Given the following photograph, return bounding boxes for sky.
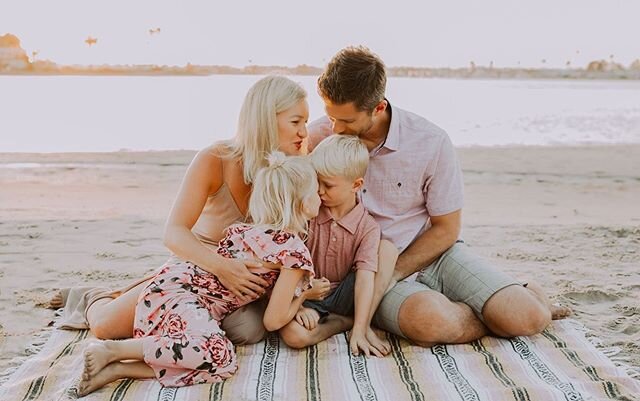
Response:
[2,0,640,69]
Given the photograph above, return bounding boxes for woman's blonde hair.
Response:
[249,152,317,236]
[226,75,307,184]
[310,135,369,181]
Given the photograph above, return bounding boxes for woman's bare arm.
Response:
[163,147,268,300]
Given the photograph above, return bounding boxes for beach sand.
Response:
[1,145,638,380]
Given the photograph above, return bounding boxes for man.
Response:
[303,46,569,347]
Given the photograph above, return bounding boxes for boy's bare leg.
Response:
[78,361,154,396]
[279,314,352,349]
[365,240,398,354]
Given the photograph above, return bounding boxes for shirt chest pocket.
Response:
[373,176,422,214]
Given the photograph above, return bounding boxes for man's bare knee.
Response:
[221,300,267,345]
[483,285,552,337]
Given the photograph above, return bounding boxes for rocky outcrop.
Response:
[0,33,31,71]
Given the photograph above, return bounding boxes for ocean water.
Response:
[1,75,639,152]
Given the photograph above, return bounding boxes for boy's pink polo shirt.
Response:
[306,203,380,290]
[309,102,464,253]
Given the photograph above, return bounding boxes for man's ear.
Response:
[352,177,364,192]
[373,100,387,117]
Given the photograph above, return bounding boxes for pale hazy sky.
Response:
[3,0,640,68]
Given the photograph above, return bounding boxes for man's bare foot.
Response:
[365,327,390,356]
[550,304,572,320]
[84,341,116,379]
[48,288,70,309]
[77,362,122,396]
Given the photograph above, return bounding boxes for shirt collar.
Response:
[380,100,400,152]
[315,202,365,235]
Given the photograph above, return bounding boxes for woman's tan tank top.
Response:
[191,183,245,246]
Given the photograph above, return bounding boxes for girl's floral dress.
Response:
[133,224,314,387]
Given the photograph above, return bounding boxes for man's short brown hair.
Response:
[317,46,386,112]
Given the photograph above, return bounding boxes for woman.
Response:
[51,75,310,344]
[77,153,326,396]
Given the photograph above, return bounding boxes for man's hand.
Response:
[215,258,269,302]
[303,277,331,301]
[295,307,321,330]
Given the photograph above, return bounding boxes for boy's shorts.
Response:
[303,271,356,318]
[373,241,521,338]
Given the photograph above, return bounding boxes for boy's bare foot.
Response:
[550,304,572,320]
[77,362,122,396]
[295,307,322,330]
[84,341,116,379]
[48,288,70,309]
[365,327,390,356]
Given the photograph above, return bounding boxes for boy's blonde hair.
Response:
[249,152,317,236]
[310,135,369,181]
[227,75,307,184]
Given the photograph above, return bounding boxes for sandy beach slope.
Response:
[0,145,638,379]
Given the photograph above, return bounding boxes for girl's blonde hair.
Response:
[226,75,307,184]
[249,152,317,236]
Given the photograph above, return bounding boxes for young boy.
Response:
[279,135,398,357]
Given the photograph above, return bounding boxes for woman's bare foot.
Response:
[48,288,70,309]
[83,341,116,379]
[365,327,390,356]
[77,362,122,396]
[550,304,572,320]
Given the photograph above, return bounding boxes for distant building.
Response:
[0,34,31,71]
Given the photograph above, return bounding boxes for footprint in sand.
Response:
[563,290,620,304]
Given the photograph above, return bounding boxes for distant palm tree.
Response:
[85,36,98,46]
[31,51,38,62]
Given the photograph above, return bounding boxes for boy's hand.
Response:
[303,277,331,301]
[349,327,385,358]
[295,307,321,330]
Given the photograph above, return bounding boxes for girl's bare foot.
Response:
[77,362,121,396]
[365,327,390,356]
[83,341,116,379]
[48,288,70,309]
[551,304,572,320]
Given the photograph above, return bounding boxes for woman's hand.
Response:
[302,278,331,301]
[216,258,269,302]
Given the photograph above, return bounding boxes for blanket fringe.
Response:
[565,318,640,380]
[0,319,56,386]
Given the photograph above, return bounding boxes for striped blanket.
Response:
[1,319,638,401]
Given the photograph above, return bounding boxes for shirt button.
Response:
[363,189,367,193]
[332,237,337,242]
[331,222,337,227]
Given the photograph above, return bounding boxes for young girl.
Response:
[76,152,327,396]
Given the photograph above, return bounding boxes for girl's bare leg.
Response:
[78,361,154,397]
[86,279,150,339]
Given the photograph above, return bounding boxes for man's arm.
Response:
[393,209,461,282]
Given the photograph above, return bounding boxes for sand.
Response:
[0,145,639,379]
